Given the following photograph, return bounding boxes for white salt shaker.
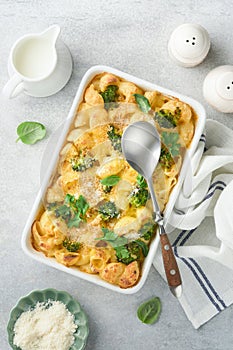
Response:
[203,65,233,113]
[168,23,210,67]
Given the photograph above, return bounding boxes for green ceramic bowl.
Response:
[7,288,89,350]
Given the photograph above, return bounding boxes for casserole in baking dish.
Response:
[21,66,206,294]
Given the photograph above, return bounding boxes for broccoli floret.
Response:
[71,152,95,172]
[115,240,149,264]
[129,187,149,207]
[107,125,122,152]
[139,221,156,241]
[159,146,174,170]
[115,242,141,264]
[154,107,181,128]
[47,203,72,221]
[129,174,149,207]
[63,238,81,252]
[98,201,119,221]
[100,85,118,110]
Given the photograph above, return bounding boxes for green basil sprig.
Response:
[96,228,149,264]
[48,193,89,228]
[100,175,121,193]
[97,227,128,247]
[100,175,120,187]
[16,121,46,145]
[134,239,149,257]
[137,297,161,324]
[134,94,151,113]
[161,131,181,157]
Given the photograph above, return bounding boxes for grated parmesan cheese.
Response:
[13,300,78,350]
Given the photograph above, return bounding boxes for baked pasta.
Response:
[31,72,197,289]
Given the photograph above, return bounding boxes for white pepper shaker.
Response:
[203,65,233,113]
[168,23,210,67]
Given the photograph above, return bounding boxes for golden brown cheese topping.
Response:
[31,72,197,289]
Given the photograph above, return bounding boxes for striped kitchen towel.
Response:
[153,119,233,329]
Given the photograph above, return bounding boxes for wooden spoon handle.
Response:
[160,232,182,289]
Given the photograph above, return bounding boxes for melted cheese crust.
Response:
[31,72,197,289]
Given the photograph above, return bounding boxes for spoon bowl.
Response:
[121,121,161,177]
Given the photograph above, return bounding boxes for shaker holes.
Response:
[186,37,196,45]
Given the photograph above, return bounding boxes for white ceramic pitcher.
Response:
[3,25,73,98]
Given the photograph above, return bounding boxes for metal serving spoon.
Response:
[122,121,182,298]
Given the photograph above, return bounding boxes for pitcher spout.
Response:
[40,25,60,46]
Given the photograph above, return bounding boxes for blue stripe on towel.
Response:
[179,228,198,246]
[203,186,226,202]
[172,230,187,247]
[208,181,226,191]
[200,134,206,143]
[171,179,228,311]
[173,181,226,247]
[188,258,227,309]
[174,247,222,312]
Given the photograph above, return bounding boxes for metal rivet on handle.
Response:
[164,244,170,251]
[170,269,176,275]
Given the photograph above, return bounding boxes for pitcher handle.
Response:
[2,74,24,98]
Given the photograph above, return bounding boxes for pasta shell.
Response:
[96,157,125,179]
[114,216,140,236]
[118,261,140,288]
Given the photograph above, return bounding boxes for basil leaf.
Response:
[134,239,149,257]
[111,236,128,248]
[97,228,128,247]
[100,175,120,186]
[65,194,89,217]
[139,221,156,241]
[161,131,181,157]
[134,94,151,113]
[75,195,89,216]
[16,121,46,145]
[67,213,82,228]
[99,227,117,242]
[137,297,161,324]
[50,194,89,228]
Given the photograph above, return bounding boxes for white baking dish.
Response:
[21,65,206,294]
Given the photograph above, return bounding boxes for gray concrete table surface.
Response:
[1,0,233,349]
